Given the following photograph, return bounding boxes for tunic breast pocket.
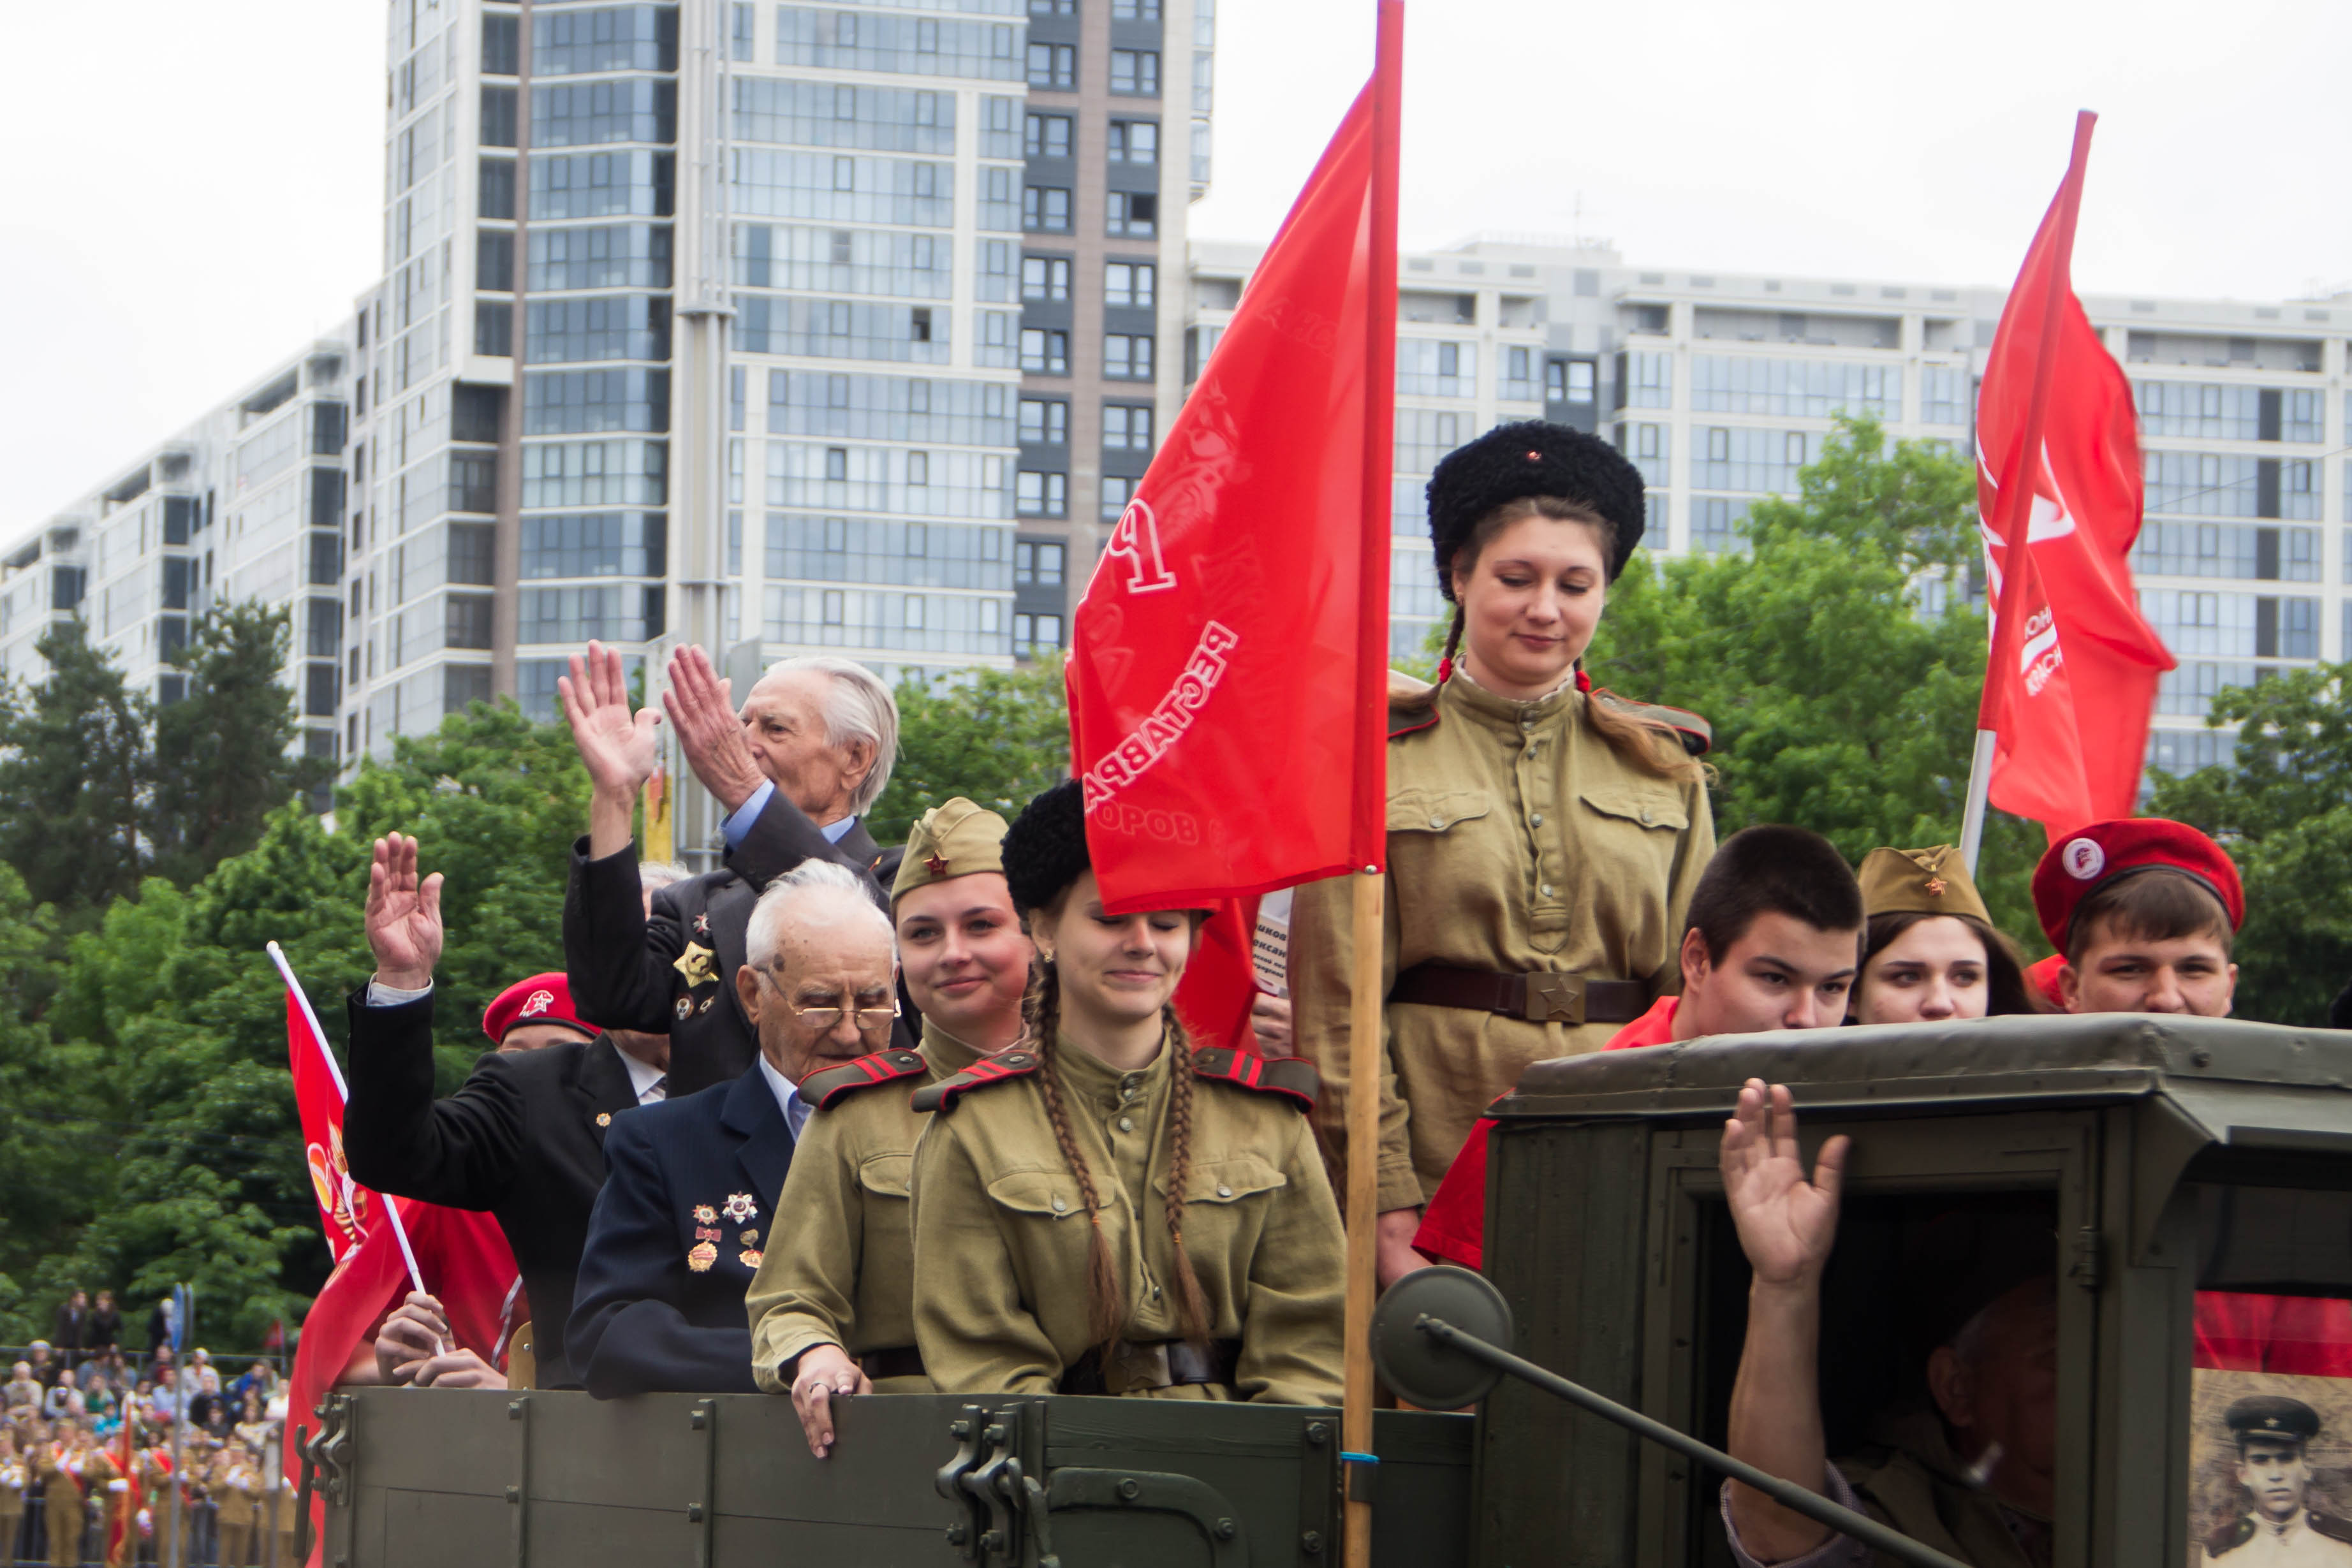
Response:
[857,1153,913,1202]
[1157,1156,1288,1265]
[1387,788,1493,837]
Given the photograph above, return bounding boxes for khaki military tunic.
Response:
[1,1453,26,1562]
[38,1446,114,1567]
[746,1020,985,1395]
[212,1456,257,1568]
[909,1032,1345,1407]
[1291,672,1715,1212]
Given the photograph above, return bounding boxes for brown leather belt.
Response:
[1391,962,1647,1027]
[861,1345,926,1381]
[1060,1339,1240,1396]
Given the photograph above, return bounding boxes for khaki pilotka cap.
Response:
[890,796,1011,905]
[1855,844,1992,923]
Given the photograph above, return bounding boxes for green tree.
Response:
[151,603,334,886]
[869,658,1072,844]
[2147,662,2352,1025]
[0,621,149,916]
[1587,416,2048,950]
[20,700,593,1347]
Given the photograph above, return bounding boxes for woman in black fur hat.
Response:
[1289,420,1717,1286]
[904,780,1345,1404]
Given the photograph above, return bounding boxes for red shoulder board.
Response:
[802,1048,929,1111]
[909,1046,1040,1114]
[1190,1048,1318,1111]
[1591,688,1712,757]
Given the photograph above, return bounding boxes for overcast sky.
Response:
[8,0,2348,524]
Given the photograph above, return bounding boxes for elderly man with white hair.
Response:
[561,640,908,1096]
[564,860,901,1397]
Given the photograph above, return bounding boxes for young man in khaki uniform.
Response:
[746,799,1033,1456]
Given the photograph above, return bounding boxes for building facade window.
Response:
[1020,328,1069,374]
[1107,121,1158,164]
[1104,261,1154,307]
[1016,470,1068,517]
[1018,398,1068,444]
[1105,191,1156,237]
[1102,404,1152,450]
[1022,186,1072,233]
[1103,333,1154,379]
[1027,42,1075,89]
[1025,112,1072,158]
[1109,50,1159,95]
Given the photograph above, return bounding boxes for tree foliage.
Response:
[1586,416,2048,950]
[0,622,150,916]
[151,604,335,886]
[0,701,590,1347]
[869,657,1071,844]
[2148,662,2352,1025]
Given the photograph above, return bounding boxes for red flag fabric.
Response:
[283,986,383,1265]
[283,1196,526,1555]
[1068,34,1399,913]
[1172,896,1263,1051]
[1975,112,2173,840]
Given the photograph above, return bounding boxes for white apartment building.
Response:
[0,342,353,772]
[1185,233,2352,775]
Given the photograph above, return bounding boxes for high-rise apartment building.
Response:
[1185,233,2352,777]
[337,0,1208,853]
[0,342,354,772]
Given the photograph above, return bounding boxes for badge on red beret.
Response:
[483,973,598,1046]
[2030,817,2243,953]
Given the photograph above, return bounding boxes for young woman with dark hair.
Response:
[906,780,1344,1405]
[1849,846,2040,1024]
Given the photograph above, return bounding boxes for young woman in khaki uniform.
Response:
[747,798,1029,1456]
[908,780,1346,1405]
[1291,421,1717,1285]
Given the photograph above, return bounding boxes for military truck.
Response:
[305,1013,2352,1565]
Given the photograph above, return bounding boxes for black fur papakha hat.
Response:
[1001,778,1091,916]
[1425,420,1646,599]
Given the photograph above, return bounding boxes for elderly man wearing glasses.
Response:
[565,860,900,1397]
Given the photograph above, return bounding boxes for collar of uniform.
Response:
[1443,664,1583,735]
[920,1016,990,1079]
[1050,1027,1173,1113]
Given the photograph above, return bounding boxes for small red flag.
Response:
[1068,17,1399,926]
[283,1197,527,1558]
[1976,112,2174,840]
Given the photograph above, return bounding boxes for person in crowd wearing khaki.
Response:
[1850,846,2040,1025]
[749,798,1033,1456]
[38,1417,114,1568]
[0,1426,26,1567]
[1290,420,1717,1287]
[210,1444,258,1568]
[909,780,1345,1406]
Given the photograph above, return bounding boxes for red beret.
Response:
[2030,818,2244,955]
[483,974,599,1046]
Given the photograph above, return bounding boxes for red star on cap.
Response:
[924,854,950,875]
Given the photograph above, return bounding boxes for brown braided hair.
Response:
[1158,1000,1214,1350]
[1023,958,1127,1352]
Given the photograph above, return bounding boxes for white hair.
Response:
[767,656,900,816]
[637,860,693,894]
[744,858,896,973]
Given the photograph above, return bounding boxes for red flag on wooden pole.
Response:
[1063,9,1401,1560]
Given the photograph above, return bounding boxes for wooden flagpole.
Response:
[1343,6,1404,1567]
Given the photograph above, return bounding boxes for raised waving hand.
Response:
[1718,1079,1848,1288]
[365,834,444,990]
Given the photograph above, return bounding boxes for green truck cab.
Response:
[311,1013,2352,1566]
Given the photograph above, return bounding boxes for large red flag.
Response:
[1975,111,2174,839]
[1067,20,1399,915]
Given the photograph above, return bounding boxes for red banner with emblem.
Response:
[1066,17,1399,916]
[1975,112,2174,840]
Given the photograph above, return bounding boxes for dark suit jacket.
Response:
[339,991,638,1390]
[564,1062,796,1397]
[564,788,906,1097]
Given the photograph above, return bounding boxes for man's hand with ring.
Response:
[789,1344,872,1458]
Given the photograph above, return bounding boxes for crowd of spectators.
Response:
[0,1305,292,1567]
